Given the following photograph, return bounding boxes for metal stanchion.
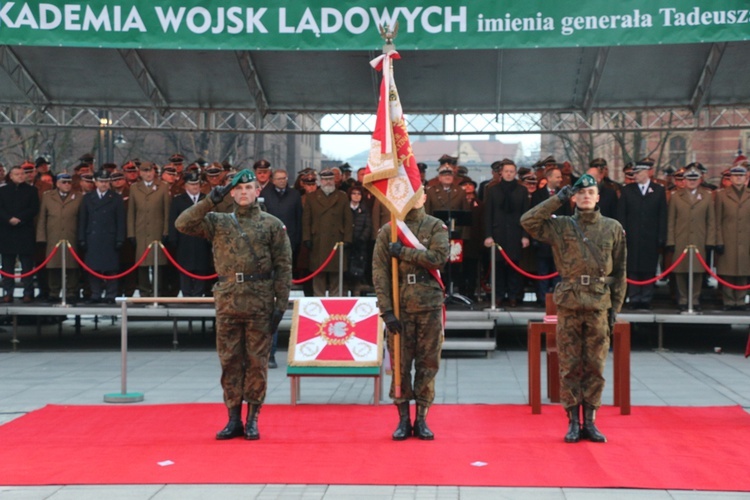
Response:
[149,241,160,308]
[57,241,70,308]
[485,245,498,311]
[103,297,214,403]
[104,299,144,403]
[338,242,344,297]
[684,245,698,315]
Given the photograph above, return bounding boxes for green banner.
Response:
[0,0,748,51]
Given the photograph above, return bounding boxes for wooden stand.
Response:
[528,294,630,415]
[287,365,383,405]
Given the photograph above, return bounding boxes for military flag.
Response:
[362,50,423,220]
[288,297,383,367]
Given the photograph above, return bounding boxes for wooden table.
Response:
[528,319,630,415]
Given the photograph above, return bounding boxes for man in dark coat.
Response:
[0,166,39,302]
[617,158,667,309]
[78,170,125,303]
[261,169,302,261]
[483,159,530,307]
[530,166,572,304]
[168,171,212,297]
[586,161,618,219]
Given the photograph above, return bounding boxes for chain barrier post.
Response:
[685,245,698,315]
[338,242,344,297]
[104,298,144,403]
[485,244,498,312]
[152,241,159,307]
[59,241,69,308]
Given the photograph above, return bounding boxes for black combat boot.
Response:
[581,404,607,443]
[392,402,412,441]
[413,405,434,440]
[564,405,581,443]
[215,405,243,440]
[245,403,261,440]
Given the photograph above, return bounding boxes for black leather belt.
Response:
[562,276,615,285]
[217,272,272,283]
[400,273,432,285]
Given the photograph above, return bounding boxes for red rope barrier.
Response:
[496,245,559,280]
[159,243,218,280]
[68,243,152,280]
[626,249,688,285]
[292,243,340,284]
[695,251,750,291]
[0,243,61,279]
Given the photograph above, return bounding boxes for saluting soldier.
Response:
[36,172,83,303]
[714,164,750,310]
[666,164,717,311]
[372,192,450,440]
[127,161,171,297]
[176,169,292,441]
[521,174,627,443]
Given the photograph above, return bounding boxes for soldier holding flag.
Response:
[363,31,449,440]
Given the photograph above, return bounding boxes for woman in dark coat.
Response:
[345,185,372,296]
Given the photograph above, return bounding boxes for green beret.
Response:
[230,168,256,187]
[573,174,598,189]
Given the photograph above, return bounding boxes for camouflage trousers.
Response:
[387,308,442,407]
[556,306,610,410]
[216,314,273,408]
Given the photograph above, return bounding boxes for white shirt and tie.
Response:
[639,182,650,196]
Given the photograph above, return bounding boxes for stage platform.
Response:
[3,300,749,354]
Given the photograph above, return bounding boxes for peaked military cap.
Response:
[664,166,676,175]
[438,154,458,165]
[730,165,747,175]
[319,168,335,178]
[80,173,94,182]
[229,168,256,187]
[21,161,35,171]
[590,158,607,168]
[456,165,469,176]
[79,153,95,163]
[35,156,50,168]
[110,171,124,181]
[438,164,454,174]
[339,162,352,172]
[674,168,685,180]
[573,173,598,189]
[417,162,427,172]
[683,165,702,180]
[56,172,72,181]
[184,171,202,184]
[94,169,111,181]
[722,169,731,179]
[253,159,271,171]
[733,154,748,167]
[168,153,185,164]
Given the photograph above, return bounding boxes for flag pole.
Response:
[382,24,402,398]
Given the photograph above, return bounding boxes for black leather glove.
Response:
[705,245,715,253]
[715,245,725,255]
[381,310,402,335]
[303,240,312,249]
[209,185,230,204]
[556,185,577,203]
[115,241,123,250]
[389,241,404,258]
[78,240,86,250]
[270,309,284,333]
[664,245,675,253]
[128,237,136,246]
[608,308,616,335]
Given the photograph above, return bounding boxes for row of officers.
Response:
[1,152,749,311]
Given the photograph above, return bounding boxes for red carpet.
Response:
[1,404,750,490]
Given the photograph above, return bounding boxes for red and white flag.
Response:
[288,298,383,367]
[363,51,423,221]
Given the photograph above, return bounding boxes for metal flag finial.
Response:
[379,22,399,53]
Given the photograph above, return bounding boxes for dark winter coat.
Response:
[617,181,667,274]
[78,190,125,272]
[260,184,303,251]
[484,180,529,261]
[168,193,212,273]
[0,180,39,255]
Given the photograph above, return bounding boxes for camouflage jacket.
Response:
[521,196,626,313]
[175,197,292,317]
[373,207,449,314]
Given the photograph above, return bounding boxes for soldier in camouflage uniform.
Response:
[372,193,450,440]
[175,169,292,441]
[521,174,626,443]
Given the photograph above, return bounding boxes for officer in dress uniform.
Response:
[372,192,450,440]
[521,174,626,443]
[175,169,292,441]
